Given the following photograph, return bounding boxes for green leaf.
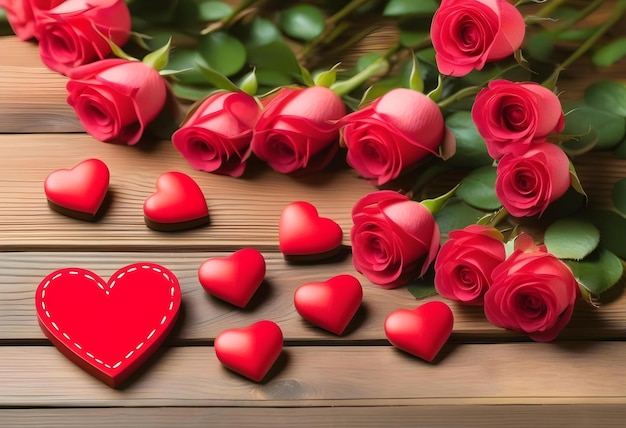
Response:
[592,37,626,67]
[128,0,180,25]
[142,37,171,71]
[444,111,492,168]
[562,102,626,151]
[314,63,340,88]
[359,78,400,108]
[299,65,315,87]
[399,30,428,48]
[383,0,439,16]
[408,53,424,93]
[241,17,282,47]
[279,4,325,41]
[199,31,247,77]
[246,40,300,76]
[196,62,241,92]
[612,178,626,216]
[238,68,258,96]
[198,1,233,21]
[584,209,626,260]
[525,32,554,62]
[544,218,600,260]
[584,81,626,117]
[166,49,210,85]
[171,83,215,102]
[565,248,624,295]
[457,166,502,211]
[407,282,438,299]
[427,74,443,102]
[434,199,485,241]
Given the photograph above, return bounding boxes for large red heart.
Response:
[279,201,343,260]
[384,301,454,362]
[198,248,266,308]
[293,274,363,335]
[35,263,181,387]
[143,171,210,231]
[214,320,283,382]
[44,158,110,221]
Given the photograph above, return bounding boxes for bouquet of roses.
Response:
[3,0,626,343]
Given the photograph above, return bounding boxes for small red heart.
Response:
[279,201,343,260]
[214,320,283,382]
[384,301,454,362]
[44,158,110,221]
[143,171,210,231]
[198,248,266,308]
[35,263,181,387]
[294,274,363,335]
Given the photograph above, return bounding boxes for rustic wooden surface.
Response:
[1,35,626,427]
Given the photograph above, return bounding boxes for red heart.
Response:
[35,263,181,387]
[214,320,283,382]
[143,171,209,231]
[44,158,109,221]
[384,301,454,362]
[279,201,343,260]
[198,248,266,308]
[294,274,363,335]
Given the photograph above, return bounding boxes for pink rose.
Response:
[431,0,525,77]
[351,190,440,289]
[250,86,346,174]
[495,142,570,217]
[36,0,131,75]
[66,59,167,145]
[340,88,446,186]
[472,80,565,159]
[172,92,262,177]
[0,0,65,40]
[434,225,506,305]
[484,236,579,342]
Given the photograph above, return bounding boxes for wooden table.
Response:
[1,35,625,427]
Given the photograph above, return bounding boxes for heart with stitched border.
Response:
[278,201,343,261]
[35,263,181,387]
[384,301,454,362]
[44,158,110,221]
[293,274,363,335]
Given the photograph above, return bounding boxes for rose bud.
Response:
[484,235,579,342]
[434,225,506,305]
[340,88,446,186]
[0,0,65,41]
[431,0,525,77]
[351,190,440,289]
[66,59,167,145]
[495,142,571,217]
[172,91,262,177]
[472,80,565,159]
[251,86,346,174]
[36,0,131,75]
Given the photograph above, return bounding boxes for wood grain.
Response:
[2,405,625,428]
[1,251,625,343]
[0,343,624,407]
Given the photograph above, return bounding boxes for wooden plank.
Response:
[0,134,373,250]
[2,251,625,342]
[1,405,625,428]
[0,343,624,407]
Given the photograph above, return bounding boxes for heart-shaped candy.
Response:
[294,274,363,335]
[198,248,266,308]
[279,201,343,261]
[384,301,454,362]
[35,263,181,387]
[44,158,110,221]
[214,320,283,382]
[143,171,210,231]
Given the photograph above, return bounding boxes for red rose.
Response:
[36,0,131,75]
[172,92,262,177]
[250,86,346,174]
[484,236,579,342]
[351,190,440,289]
[340,88,446,186]
[431,0,525,77]
[66,59,167,145]
[495,142,570,217]
[0,0,64,40]
[434,225,506,305]
[472,80,565,159]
